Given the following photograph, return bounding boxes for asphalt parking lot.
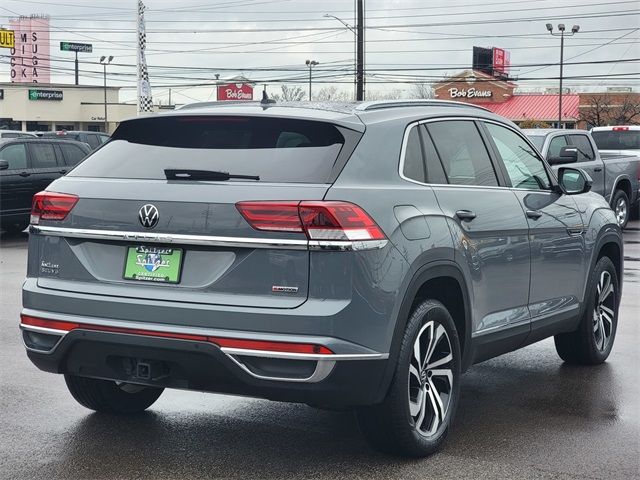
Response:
[1,222,638,480]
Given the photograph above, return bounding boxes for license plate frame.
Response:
[123,245,184,284]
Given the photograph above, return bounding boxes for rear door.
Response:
[424,119,531,341]
[56,142,89,168]
[27,141,65,192]
[0,142,33,219]
[482,121,586,329]
[34,114,360,309]
[567,133,605,197]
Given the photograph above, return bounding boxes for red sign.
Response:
[217,83,254,101]
[492,47,511,76]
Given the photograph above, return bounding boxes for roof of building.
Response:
[477,94,580,121]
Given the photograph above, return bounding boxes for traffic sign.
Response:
[60,41,92,53]
[0,29,14,49]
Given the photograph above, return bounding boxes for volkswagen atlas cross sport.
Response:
[21,100,623,457]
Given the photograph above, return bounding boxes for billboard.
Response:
[492,47,511,76]
[472,46,510,78]
[217,83,254,101]
[9,15,50,84]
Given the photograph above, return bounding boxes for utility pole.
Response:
[305,59,319,101]
[100,56,113,133]
[356,0,365,101]
[546,23,579,128]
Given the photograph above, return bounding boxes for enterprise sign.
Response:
[28,89,63,101]
[60,41,92,53]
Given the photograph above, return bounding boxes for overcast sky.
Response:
[0,0,638,104]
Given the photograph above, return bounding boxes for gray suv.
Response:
[21,101,623,457]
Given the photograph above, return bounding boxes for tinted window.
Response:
[59,143,87,166]
[0,143,28,170]
[402,126,426,183]
[98,134,110,144]
[69,116,347,183]
[29,143,58,168]
[548,135,568,158]
[569,135,595,162]
[85,134,101,149]
[421,126,448,184]
[592,130,640,150]
[486,123,551,190]
[427,121,498,187]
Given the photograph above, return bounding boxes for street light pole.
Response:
[546,23,579,128]
[305,59,319,101]
[324,13,357,100]
[99,55,114,133]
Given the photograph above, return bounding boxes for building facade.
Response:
[0,83,143,133]
[433,70,639,129]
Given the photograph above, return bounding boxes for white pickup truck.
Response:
[524,128,640,228]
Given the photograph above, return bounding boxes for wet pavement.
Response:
[1,221,638,479]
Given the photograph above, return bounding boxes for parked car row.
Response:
[524,128,640,228]
[0,138,92,232]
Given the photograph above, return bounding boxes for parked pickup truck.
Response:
[524,129,640,228]
[591,125,640,158]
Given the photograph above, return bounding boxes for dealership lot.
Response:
[1,222,638,479]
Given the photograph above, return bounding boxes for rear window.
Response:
[526,135,545,151]
[69,116,347,183]
[592,130,640,150]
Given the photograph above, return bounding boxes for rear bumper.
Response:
[21,308,390,407]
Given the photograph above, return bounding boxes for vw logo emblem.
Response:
[138,204,159,229]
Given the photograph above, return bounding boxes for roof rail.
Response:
[355,99,491,113]
[177,100,263,110]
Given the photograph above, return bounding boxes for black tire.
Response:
[554,256,619,365]
[64,375,164,414]
[356,300,461,457]
[611,189,630,229]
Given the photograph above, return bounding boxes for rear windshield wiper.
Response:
[164,169,260,181]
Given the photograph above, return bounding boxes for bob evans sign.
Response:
[448,87,492,99]
[217,83,253,101]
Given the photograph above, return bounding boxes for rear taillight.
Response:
[236,201,386,243]
[31,191,79,224]
[612,126,629,131]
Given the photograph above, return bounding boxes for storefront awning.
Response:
[477,94,580,121]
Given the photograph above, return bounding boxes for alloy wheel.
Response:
[593,271,615,351]
[615,197,627,226]
[408,321,454,437]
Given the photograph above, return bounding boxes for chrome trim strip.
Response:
[220,347,388,361]
[30,226,388,252]
[20,324,67,354]
[225,355,337,383]
[30,225,308,250]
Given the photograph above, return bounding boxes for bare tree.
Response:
[409,82,434,99]
[271,85,305,102]
[365,88,406,100]
[580,94,640,127]
[313,86,352,102]
[579,95,613,128]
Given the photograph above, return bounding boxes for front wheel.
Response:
[356,300,461,457]
[65,375,164,414]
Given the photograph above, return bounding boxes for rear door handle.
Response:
[526,210,543,220]
[18,171,30,177]
[593,167,603,172]
[455,210,477,221]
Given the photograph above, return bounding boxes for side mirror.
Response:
[548,146,578,165]
[0,160,8,171]
[558,167,592,195]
